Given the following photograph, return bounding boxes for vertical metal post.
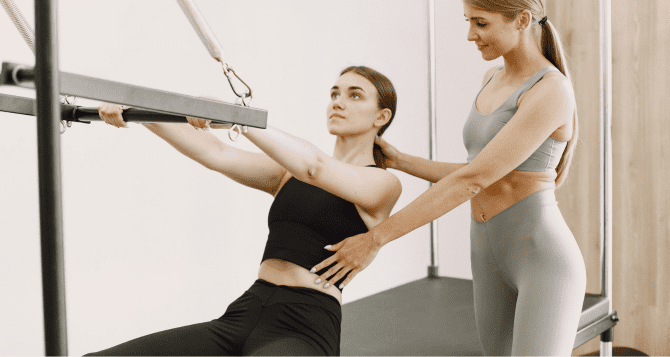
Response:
[35,0,68,355]
[599,0,613,355]
[427,0,439,278]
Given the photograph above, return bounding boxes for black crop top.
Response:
[261,166,378,289]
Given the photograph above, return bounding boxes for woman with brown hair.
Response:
[312,1,586,355]
[85,66,401,356]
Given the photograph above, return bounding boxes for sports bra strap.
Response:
[510,66,559,107]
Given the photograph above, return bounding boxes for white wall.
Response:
[434,0,503,280]
[0,1,432,355]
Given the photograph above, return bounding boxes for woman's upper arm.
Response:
[307,159,402,215]
[462,73,575,188]
[204,144,287,196]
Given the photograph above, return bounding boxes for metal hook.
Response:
[222,62,252,106]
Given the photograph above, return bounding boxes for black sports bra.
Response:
[261,166,378,289]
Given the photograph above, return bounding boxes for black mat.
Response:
[341,277,483,356]
[341,277,615,356]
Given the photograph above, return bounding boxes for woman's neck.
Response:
[501,32,552,79]
[332,133,376,167]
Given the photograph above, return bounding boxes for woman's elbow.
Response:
[452,169,487,196]
[293,154,325,183]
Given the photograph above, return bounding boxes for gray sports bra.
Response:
[463,66,567,172]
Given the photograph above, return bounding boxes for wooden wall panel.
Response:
[546,0,670,355]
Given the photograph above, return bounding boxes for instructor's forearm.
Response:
[371,170,480,247]
[396,153,467,183]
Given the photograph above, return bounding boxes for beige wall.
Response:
[546,1,670,356]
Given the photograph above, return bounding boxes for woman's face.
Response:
[463,3,521,61]
[327,72,386,137]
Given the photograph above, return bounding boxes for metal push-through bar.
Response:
[1,62,268,128]
[0,93,219,124]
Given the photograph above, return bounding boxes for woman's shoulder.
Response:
[519,68,576,111]
[481,66,501,86]
[537,69,575,99]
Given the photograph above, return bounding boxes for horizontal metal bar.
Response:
[0,93,215,124]
[0,92,35,116]
[573,310,618,349]
[0,62,267,128]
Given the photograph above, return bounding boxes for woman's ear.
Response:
[374,108,392,128]
[517,9,533,30]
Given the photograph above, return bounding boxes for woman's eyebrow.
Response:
[331,86,366,93]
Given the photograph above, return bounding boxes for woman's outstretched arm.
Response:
[242,126,401,217]
[375,136,466,183]
[98,103,287,195]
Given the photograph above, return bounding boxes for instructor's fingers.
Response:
[327,267,352,290]
[337,269,360,290]
[310,254,338,275]
[316,262,344,284]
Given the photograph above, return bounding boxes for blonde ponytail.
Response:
[540,19,579,189]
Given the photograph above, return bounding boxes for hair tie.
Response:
[538,16,548,26]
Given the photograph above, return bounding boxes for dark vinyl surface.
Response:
[341,277,483,356]
[341,277,612,356]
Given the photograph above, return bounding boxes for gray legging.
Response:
[470,188,587,356]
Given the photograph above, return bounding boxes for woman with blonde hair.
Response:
[312,1,586,355]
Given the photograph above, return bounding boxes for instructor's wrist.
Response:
[393,152,409,172]
[369,226,389,249]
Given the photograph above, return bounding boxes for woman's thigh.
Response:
[85,290,263,356]
[482,189,587,355]
[470,218,518,356]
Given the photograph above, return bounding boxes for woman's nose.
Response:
[332,97,344,109]
[467,27,477,42]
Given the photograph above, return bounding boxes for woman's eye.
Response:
[351,93,360,99]
[477,22,486,27]
[331,93,339,99]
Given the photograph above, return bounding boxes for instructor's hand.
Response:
[374,136,401,170]
[310,231,381,290]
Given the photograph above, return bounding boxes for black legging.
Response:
[85,279,342,356]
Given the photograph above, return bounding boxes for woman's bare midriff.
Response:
[258,259,343,304]
[471,170,557,223]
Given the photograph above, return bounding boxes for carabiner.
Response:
[221,62,253,106]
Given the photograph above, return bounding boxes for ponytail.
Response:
[540,20,579,189]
